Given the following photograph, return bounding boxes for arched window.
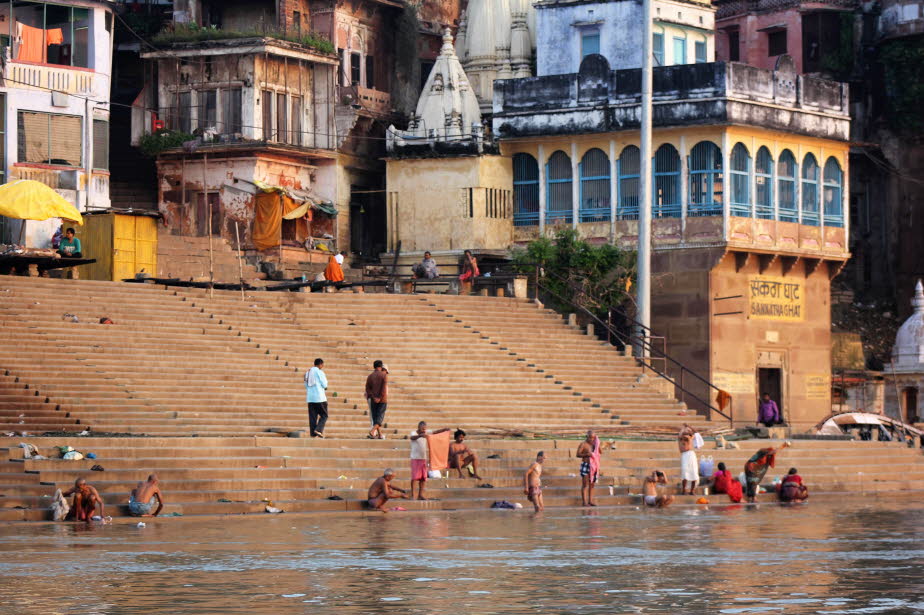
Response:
[653,144,681,218]
[512,153,540,226]
[729,143,751,217]
[777,150,798,223]
[617,145,640,220]
[755,147,773,219]
[579,148,611,222]
[688,141,723,217]
[801,153,819,226]
[823,157,843,228]
[546,150,573,224]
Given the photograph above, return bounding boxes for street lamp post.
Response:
[637,0,654,357]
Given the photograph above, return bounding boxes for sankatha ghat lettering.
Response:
[748,275,804,321]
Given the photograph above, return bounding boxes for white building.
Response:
[886,280,924,424]
[0,0,114,246]
[535,0,715,76]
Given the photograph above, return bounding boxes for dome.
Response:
[892,280,924,372]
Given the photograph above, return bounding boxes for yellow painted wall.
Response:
[75,214,158,281]
[386,155,514,253]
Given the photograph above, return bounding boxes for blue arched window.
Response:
[546,150,573,224]
[755,147,773,220]
[823,157,843,228]
[512,153,540,226]
[777,150,798,223]
[617,145,640,220]
[688,141,723,217]
[653,144,681,218]
[579,148,611,222]
[729,143,751,217]
[801,153,820,226]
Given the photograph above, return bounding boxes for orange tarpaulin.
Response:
[252,192,306,251]
[428,431,451,472]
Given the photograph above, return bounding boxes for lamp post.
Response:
[637,0,653,357]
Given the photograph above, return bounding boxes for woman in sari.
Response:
[324,254,344,283]
[744,441,790,502]
[458,250,479,283]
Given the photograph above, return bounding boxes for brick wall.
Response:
[278,0,312,35]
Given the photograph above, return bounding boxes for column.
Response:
[721,131,731,241]
[571,141,580,228]
[538,144,546,235]
[679,134,688,240]
[609,139,618,244]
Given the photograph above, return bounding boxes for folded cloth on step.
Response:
[427,430,451,471]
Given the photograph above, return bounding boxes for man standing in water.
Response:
[524,451,545,512]
[678,425,699,495]
[576,430,601,506]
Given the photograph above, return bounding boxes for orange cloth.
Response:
[16,23,46,63]
[252,193,304,251]
[427,431,451,471]
[46,28,64,46]
[324,255,344,282]
[715,389,732,411]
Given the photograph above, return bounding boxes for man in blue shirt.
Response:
[305,357,329,437]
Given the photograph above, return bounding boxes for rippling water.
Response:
[2,500,923,614]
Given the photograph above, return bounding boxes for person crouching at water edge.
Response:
[367,469,408,512]
[524,451,545,512]
[643,470,674,508]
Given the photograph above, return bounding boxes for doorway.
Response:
[196,193,221,238]
[902,387,919,424]
[758,367,783,423]
[349,185,386,263]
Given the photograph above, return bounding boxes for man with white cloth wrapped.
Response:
[678,425,699,495]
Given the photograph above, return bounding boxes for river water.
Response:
[1,500,923,614]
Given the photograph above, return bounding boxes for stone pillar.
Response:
[609,139,618,243]
[571,141,580,228]
[538,144,546,234]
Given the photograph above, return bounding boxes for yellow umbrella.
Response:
[0,180,83,225]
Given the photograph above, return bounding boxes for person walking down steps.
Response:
[305,358,329,438]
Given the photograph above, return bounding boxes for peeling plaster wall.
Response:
[386,155,514,253]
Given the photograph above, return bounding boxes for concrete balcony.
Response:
[4,60,95,95]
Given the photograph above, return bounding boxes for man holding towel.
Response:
[409,421,451,500]
[576,429,601,507]
[305,358,329,437]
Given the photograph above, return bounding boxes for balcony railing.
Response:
[5,61,94,95]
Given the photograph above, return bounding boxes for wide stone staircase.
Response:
[0,276,922,520]
[156,233,266,285]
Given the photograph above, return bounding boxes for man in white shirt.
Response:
[409,420,451,500]
[305,358,329,437]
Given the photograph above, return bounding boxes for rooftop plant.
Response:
[152,22,335,55]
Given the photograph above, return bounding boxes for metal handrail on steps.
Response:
[523,265,733,425]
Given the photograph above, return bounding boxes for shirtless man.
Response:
[448,429,482,480]
[367,469,408,512]
[62,477,104,521]
[678,425,699,495]
[576,430,601,507]
[643,470,674,508]
[129,474,164,517]
[524,451,545,512]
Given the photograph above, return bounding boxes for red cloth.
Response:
[588,435,601,481]
[712,470,732,494]
[726,479,743,503]
[410,459,428,481]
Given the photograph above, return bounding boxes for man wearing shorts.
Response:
[524,451,545,512]
[129,474,164,517]
[365,360,388,439]
[409,421,450,500]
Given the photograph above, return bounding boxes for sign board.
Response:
[805,373,830,399]
[712,371,755,395]
[748,275,804,321]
